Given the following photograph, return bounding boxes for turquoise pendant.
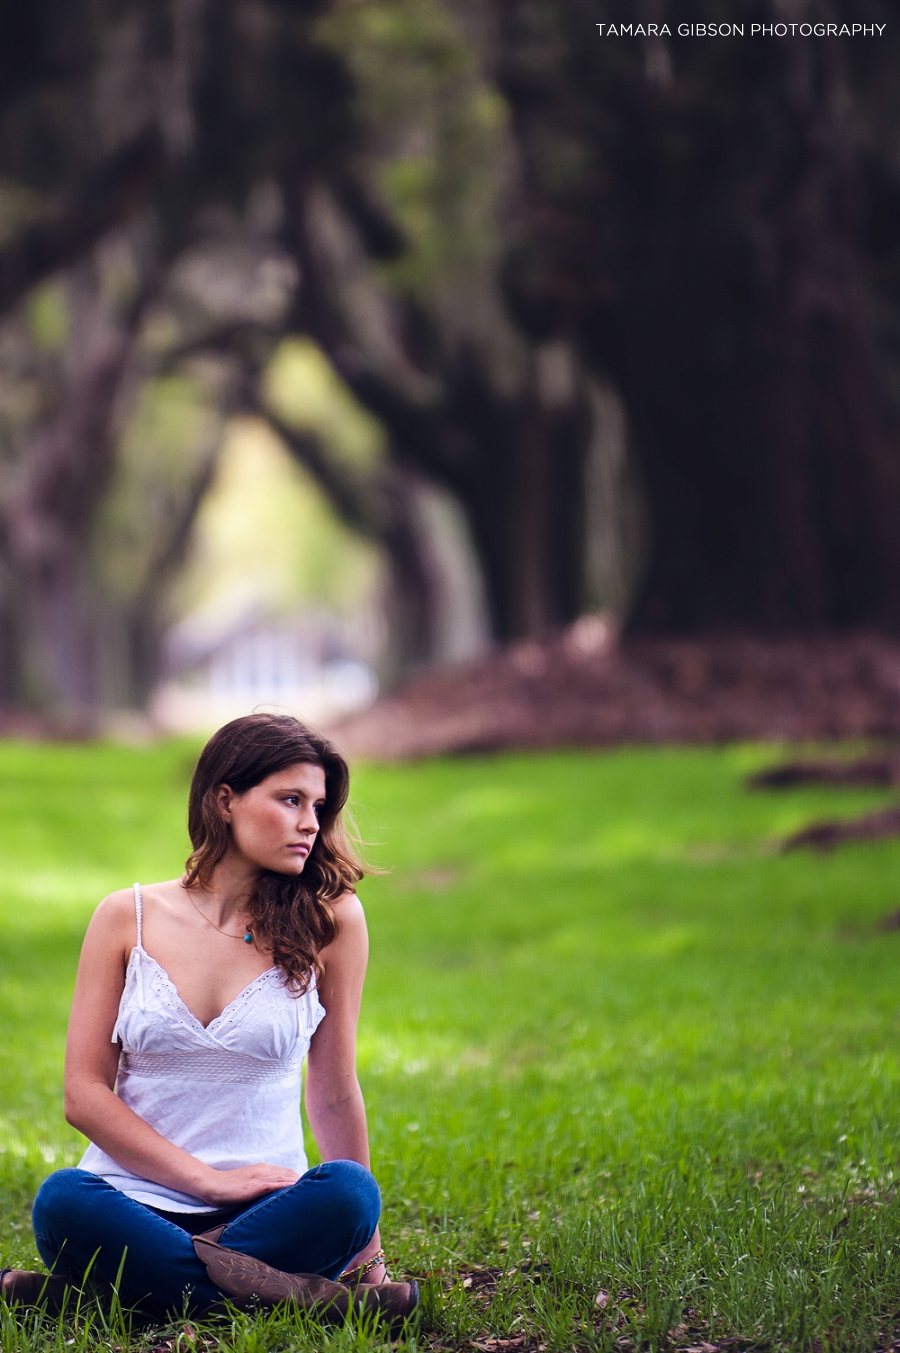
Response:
[244,932,253,944]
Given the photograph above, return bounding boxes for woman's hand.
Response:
[197,1163,301,1207]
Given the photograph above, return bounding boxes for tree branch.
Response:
[281,172,475,490]
[260,407,390,540]
[0,128,163,317]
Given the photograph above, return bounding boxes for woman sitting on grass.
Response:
[0,713,417,1320]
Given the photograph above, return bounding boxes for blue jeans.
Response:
[32,1164,380,1313]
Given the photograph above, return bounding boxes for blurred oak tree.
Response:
[274,0,900,640]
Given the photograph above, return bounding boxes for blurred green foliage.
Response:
[265,338,386,473]
[318,0,513,342]
[25,285,69,352]
[97,376,221,606]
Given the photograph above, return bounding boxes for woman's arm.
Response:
[305,892,384,1278]
[65,891,299,1207]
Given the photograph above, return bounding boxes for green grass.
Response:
[2,739,900,1351]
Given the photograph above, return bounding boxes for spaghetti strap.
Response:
[133,882,143,950]
[112,882,146,1041]
[132,882,145,1010]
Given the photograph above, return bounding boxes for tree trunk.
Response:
[2,284,139,708]
[492,0,900,636]
[443,351,592,641]
[620,99,900,633]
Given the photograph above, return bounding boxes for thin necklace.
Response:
[187,891,254,944]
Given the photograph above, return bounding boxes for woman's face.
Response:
[219,761,327,876]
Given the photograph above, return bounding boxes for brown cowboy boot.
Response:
[0,1269,76,1315]
[192,1228,419,1324]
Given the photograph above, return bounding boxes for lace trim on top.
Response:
[120,1048,304,1084]
[137,951,282,1035]
[112,883,325,1047]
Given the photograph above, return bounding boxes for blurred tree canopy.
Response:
[487,0,900,633]
[0,0,899,713]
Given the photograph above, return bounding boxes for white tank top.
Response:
[78,883,326,1212]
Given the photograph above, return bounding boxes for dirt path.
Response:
[329,625,900,760]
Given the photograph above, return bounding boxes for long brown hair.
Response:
[183,713,366,992]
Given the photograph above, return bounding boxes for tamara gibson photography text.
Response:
[595,20,886,35]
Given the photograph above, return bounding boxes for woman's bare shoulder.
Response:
[91,887,137,924]
[76,890,137,969]
[330,890,365,924]
[319,891,367,965]
[89,880,181,933]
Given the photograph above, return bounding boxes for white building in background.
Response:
[152,606,379,733]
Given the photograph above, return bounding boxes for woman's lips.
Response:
[287,843,310,855]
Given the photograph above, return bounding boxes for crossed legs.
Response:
[31,1163,380,1313]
